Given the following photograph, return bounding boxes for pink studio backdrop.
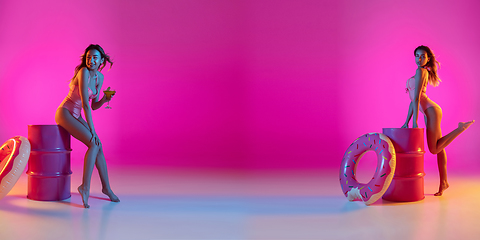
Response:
[0,0,479,172]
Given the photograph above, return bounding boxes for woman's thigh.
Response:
[77,116,102,148]
[55,108,93,147]
[425,106,443,152]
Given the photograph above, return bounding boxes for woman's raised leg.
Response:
[425,107,474,196]
[424,107,449,195]
[425,107,474,155]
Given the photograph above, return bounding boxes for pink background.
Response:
[1,0,479,172]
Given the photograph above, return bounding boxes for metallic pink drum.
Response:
[27,125,72,201]
[382,128,425,202]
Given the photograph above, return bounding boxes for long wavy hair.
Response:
[414,45,441,87]
[71,44,113,82]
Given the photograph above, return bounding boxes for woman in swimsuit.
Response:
[55,44,119,208]
[402,45,474,196]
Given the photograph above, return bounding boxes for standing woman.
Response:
[55,44,119,208]
[402,45,474,196]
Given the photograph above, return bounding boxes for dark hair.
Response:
[414,45,441,87]
[71,44,113,82]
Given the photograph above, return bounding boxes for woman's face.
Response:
[415,49,429,67]
[86,49,104,70]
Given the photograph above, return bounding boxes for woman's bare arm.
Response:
[412,68,428,128]
[78,68,98,144]
[402,101,413,128]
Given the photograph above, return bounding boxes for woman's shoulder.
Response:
[71,67,87,85]
[97,71,104,79]
[76,67,90,83]
[75,67,88,80]
[414,67,429,80]
[79,67,89,74]
[416,67,429,75]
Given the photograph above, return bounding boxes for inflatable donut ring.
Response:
[0,136,31,200]
[339,133,396,205]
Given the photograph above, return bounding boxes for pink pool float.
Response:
[340,128,425,205]
[0,136,31,200]
[339,133,396,205]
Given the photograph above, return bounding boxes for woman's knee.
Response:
[426,137,438,154]
[86,141,101,150]
[429,148,439,155]
[96,145,104,157]
[97,138,103,149]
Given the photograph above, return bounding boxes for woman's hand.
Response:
[100,92,114,103]
[90,130,101,146]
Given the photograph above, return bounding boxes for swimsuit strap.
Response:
[95,72,99,94]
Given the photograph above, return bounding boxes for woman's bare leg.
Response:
[425,107,474,196]
[424,107,448,195]
[434,149,449,196]
[95,148,120,202]
[425,107,474,154]
[76,117,119,202]
[55,108,99,208]
[425,108,474,154]
[79,144,99,208]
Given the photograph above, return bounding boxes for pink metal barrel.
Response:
[382,128,425,202]
[27,125,72,201]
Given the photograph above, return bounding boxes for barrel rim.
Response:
[30,149,72,153]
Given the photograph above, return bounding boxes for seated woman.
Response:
[55,44,119,208]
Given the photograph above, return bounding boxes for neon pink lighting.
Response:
[0,0,478,172]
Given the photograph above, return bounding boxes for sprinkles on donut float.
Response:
[339,133,396,205]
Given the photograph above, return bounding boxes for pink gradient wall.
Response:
[1,0,479,171]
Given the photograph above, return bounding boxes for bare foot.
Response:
[78,185,90,208]
[434,181,449,196]
[459,120,475,131]
[102,188,120,202]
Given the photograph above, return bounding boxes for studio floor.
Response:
[1,166,479,240]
